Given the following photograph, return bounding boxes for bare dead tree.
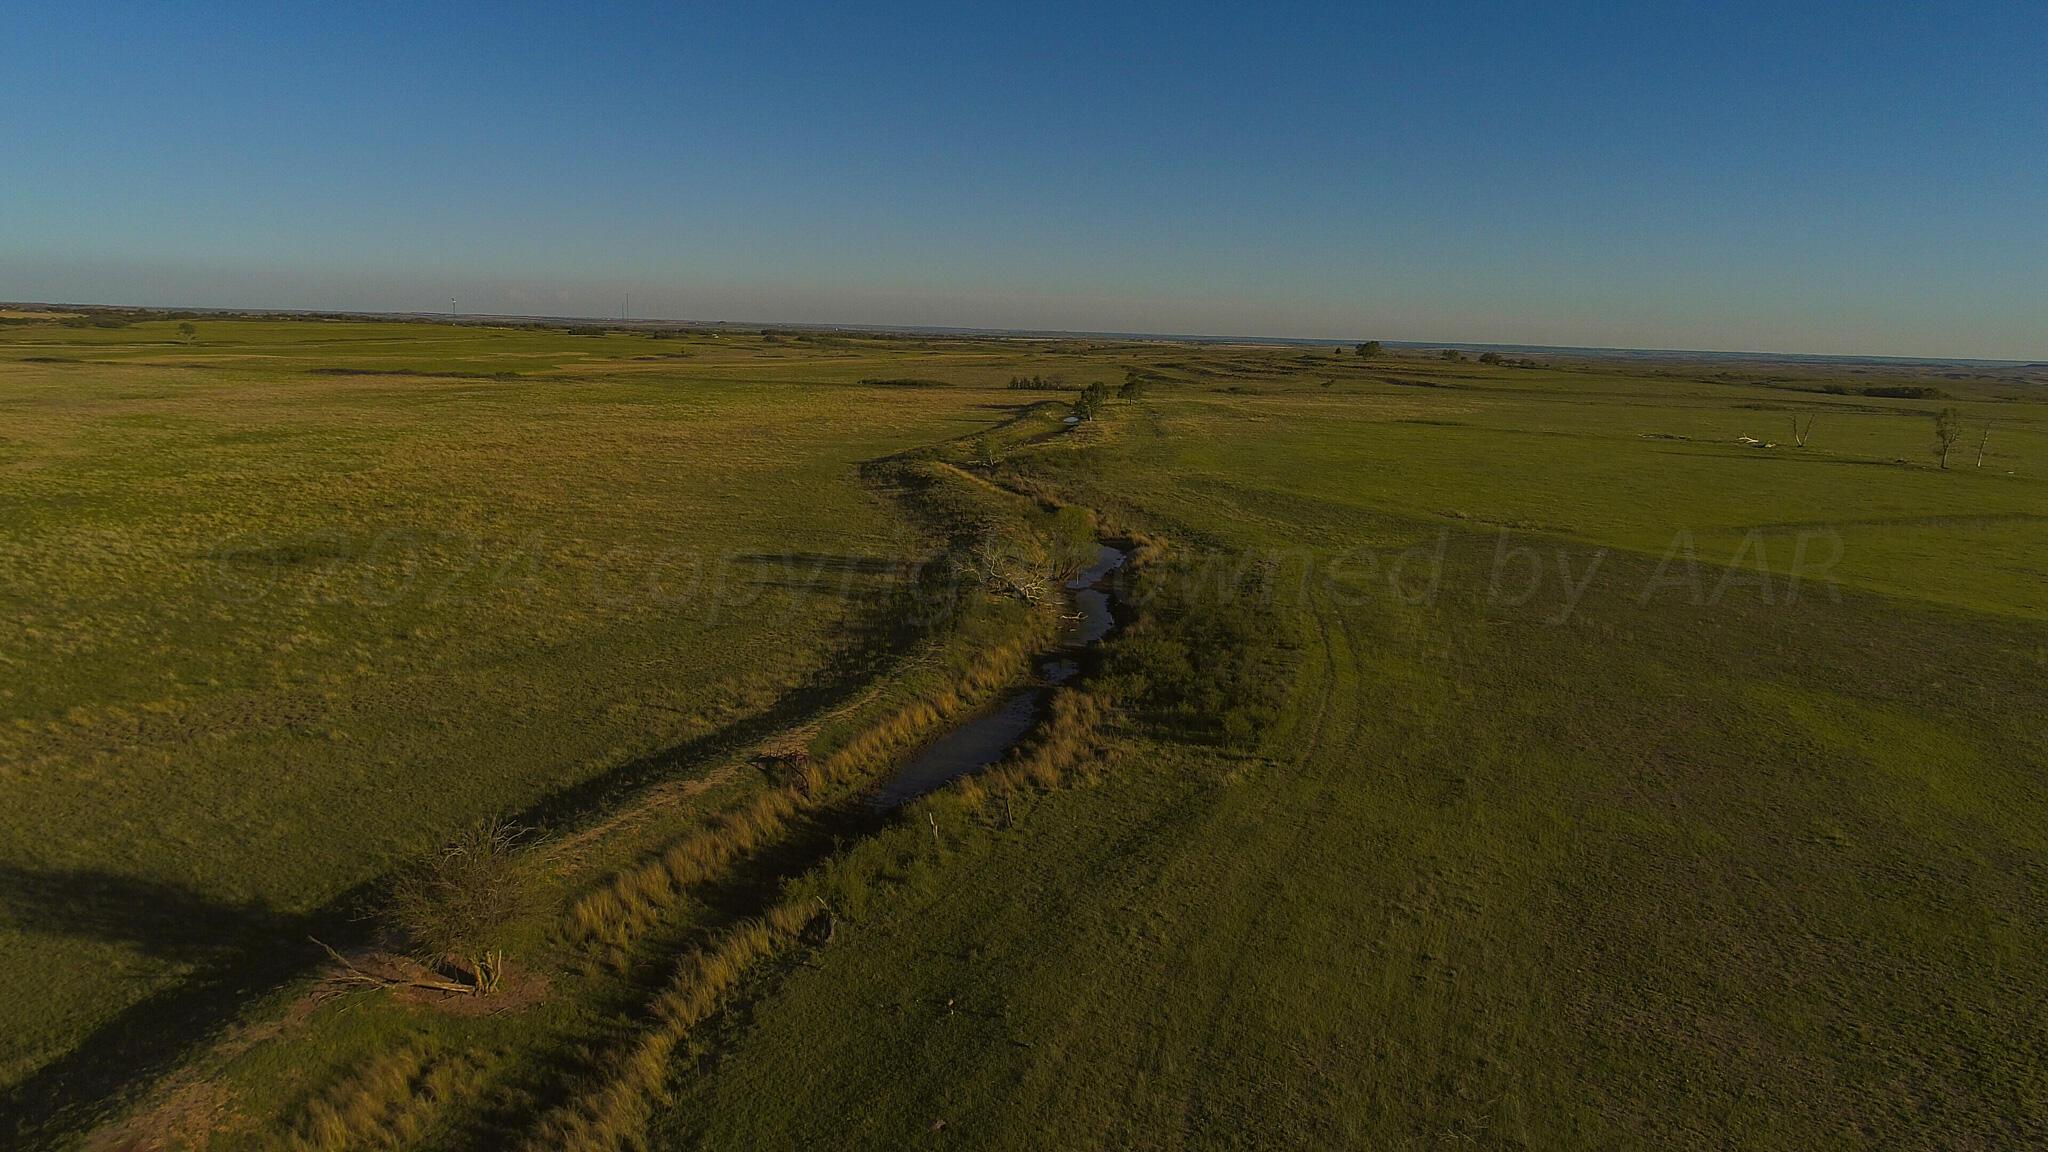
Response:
[964,529,1051,605]
[1933,407,1964,470]
[1977,422,1994,468]
[1791,414,1815,448]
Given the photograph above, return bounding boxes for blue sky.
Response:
[4,2,2043,357]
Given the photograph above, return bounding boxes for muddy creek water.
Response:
[871,543,1128,808]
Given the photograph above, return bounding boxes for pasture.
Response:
[660,360,2048,1148]
[1,315,2043,1147]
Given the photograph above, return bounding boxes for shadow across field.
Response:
[0,867,300,964]
[0,868,321,1145]
[1,578,935,1149]
[734,552,908,594]
[733,552,904,576]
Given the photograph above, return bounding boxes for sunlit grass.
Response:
[5,316,2044,1149]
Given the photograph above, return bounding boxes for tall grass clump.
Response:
[525,900,817,1152]
[567,787,801,954]
[289,1044,482,1152]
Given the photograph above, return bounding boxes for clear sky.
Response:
[4,2,2043,358]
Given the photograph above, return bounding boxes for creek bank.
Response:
[871,542,1129,808]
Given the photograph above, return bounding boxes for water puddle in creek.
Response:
[871,543,1129,809]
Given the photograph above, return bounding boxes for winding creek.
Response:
[871,542,1129,808]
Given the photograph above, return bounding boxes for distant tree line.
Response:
[1823,384,1947,400]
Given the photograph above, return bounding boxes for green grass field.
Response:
[2,315,2043,1148]
[662,386,2048,1148]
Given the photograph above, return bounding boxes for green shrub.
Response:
[1101,558,1297,749]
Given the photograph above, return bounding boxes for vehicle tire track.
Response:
[1173,579,1364,1146]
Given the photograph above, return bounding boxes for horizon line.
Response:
[7,297,2043,370]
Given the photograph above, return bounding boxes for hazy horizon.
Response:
[13,288,2047,367]
[5,3,2044,361]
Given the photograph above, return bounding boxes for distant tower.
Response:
[449,297,456,319]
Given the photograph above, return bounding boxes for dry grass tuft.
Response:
[985,687,1110,794]
[289,1044,481,1152]
[526,900,812,1152]
[567,788,803,951]
[562,632,1040,955]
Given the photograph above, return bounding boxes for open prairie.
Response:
[3,316,2044,1148]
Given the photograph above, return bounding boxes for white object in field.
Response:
[1063,416,1081,425]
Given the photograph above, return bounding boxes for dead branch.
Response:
[310,936,477,996]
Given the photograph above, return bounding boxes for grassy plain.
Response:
[0,317,1111,1139]
[648,349,2048,1147]
[2,314,2044,1147]
[663,383,2048,1148]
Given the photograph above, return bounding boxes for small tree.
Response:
[1976,422,1993,468]
[176,321,197,343]
[1477,351,1502,365]
[1932,407,1964,469]
[1355,341,1383,358]
[1440,348,1464,362]
[1074,381,1111,420]
[971,434,997,468]
[390,818,526,994]
[1042,505,1098,580]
